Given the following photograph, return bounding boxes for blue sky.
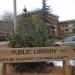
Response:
[0,0,75,21]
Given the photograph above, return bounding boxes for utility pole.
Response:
[13,0,17,32]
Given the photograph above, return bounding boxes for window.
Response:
[68,29,72,33]
[72,37,75,41]
[48,26,55,35]
[72,29,75,33]
[63,36,72,42]
[65,29,69,31]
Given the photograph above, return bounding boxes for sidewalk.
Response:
[0,41,8,48]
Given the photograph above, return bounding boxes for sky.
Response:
[0,0,75,21]
[0,0,75,66]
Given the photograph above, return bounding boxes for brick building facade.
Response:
[58,20,75,37]
[2,10,75,40]
[0,21,13,41]
[17,10,59,36]
[0,10,59,41]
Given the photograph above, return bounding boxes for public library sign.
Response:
[0,47,75,63]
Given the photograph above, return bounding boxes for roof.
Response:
[30,9,59,18]
[59,19,75,24]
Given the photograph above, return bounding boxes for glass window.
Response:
[68,29,72,33]
[48,26,55,35]
[63,37,72,42]
[65,29,69,31]
[68,29,75,33]
[72,37,75,41]
[72,29,75,33]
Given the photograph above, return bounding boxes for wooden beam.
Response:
[63,61,72,75]
[0,47,74,63]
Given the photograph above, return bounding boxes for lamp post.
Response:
[13,0,17,32]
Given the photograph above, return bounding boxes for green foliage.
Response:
[9,7,54,73]
[9,7,50,47]
[10,62,47,73]
[46,62,55,67]
[9,33,22,48]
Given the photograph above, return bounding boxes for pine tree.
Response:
[9,7,49,72]
[41,0,50,22]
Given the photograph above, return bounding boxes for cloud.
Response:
[0,0,75,21]
[0,0,13,14]
[48,0,75,21]
[17,0,42,12]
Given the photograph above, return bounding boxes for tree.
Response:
[2,11,13,22]
[8,0,57,72]
[41,0,51,22]
[9,7,49,72]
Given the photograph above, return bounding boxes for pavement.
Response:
[0,41,8,48]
